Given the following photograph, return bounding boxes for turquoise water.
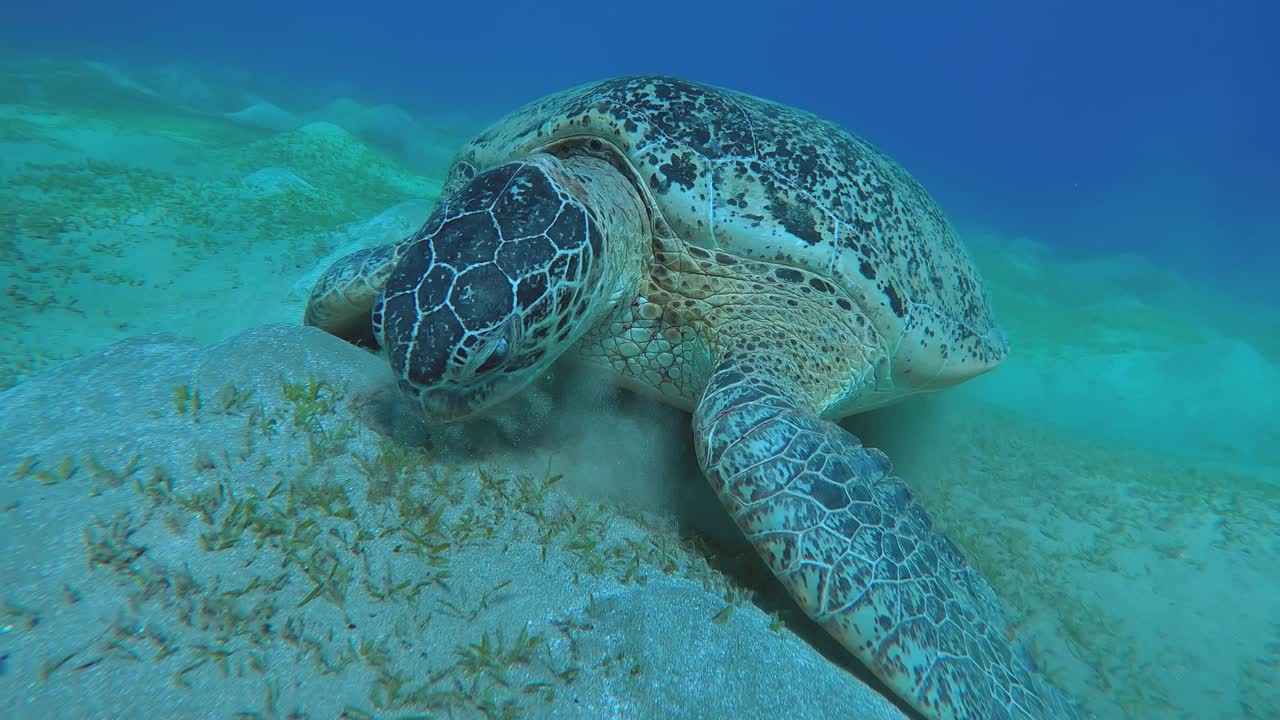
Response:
[1,5,1277,719]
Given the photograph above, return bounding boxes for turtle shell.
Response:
[452,76,1007,392]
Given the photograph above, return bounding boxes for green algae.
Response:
[0,94,444,390]
[4,122,439,244]
[6,372,744,719]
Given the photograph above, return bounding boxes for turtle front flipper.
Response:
[304,243,402,347]
[692,361,1090,720]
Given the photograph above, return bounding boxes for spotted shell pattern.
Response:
[454,76,1008,400]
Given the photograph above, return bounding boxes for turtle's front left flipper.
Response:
[304,243,404,347]
[692,360,1090,720]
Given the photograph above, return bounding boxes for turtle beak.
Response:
[403,382,487,423]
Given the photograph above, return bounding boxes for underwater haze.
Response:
[11,0,1277,301]
[1,2,1277,720]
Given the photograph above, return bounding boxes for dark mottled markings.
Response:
[459,75,1003,357]
[659,151,699,190]
[565,81,910,313]
[884,284,905,318]
[768,195,824,246]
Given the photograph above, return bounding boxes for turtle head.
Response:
[373,155,613,422]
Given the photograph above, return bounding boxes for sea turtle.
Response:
[305,76,1089,720]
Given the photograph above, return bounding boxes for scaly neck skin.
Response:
[544,153,652,335]
[647,234,888,416]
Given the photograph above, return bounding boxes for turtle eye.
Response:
[474,337,509,374]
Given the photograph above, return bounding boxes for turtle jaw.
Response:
[399,374,537,424]
[380,289,564,424]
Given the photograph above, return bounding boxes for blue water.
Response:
[8,0,1278,301]
[3,5,1279,720]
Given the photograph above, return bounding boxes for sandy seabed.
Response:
[1,57,1277,720]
